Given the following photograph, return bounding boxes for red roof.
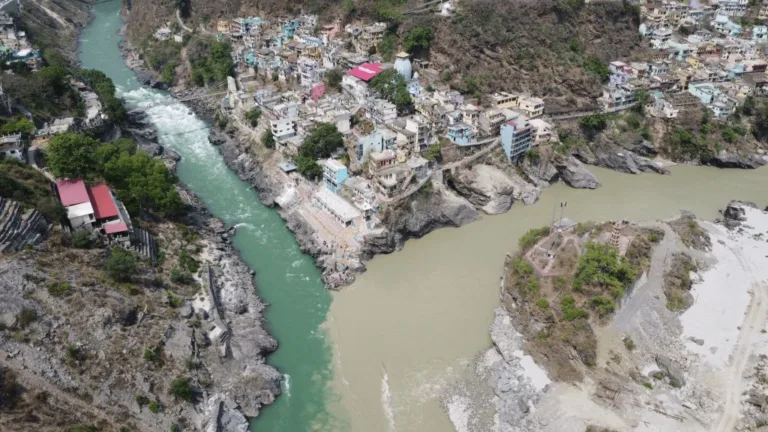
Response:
[104,222,128,234]
[87,183,119,219]
[347,63,383,82]
[55,179,90,207]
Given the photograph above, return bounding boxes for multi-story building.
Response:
[688,82,720,104]
[370,99,397,124]
[599,83,638,111]
[479,108,506,136]
[500,113,533,163]
[518,97,545,118]
[528,119,554,145]
[490,92,519,110]
[354,22,387,54]
[322,159,349,193]
[0,134,23,162]
[714,0,748,16]
[356,128,397,163]
[446,123,474,146]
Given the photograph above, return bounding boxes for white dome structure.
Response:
[394,51,412,81]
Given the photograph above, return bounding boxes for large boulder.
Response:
[722,200,758,229]
[452,165,539,214]
[521,154,559,187]
[555,156,600,189]
[572,142,668,175]
[703,152,766,169]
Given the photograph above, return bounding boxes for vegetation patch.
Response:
[670,215,710,251]
[518,226,550,252]
[663,253,697,312]
[46,280,72,297]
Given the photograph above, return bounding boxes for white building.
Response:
[518,97,545,118]
[313,187,361,227]
[0,134,23,162]
[528,119,555,144]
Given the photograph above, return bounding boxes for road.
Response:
[714,267,768,431]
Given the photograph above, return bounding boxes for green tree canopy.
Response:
[369,69,412,112]
[103,151,183,217]
[79,69,126,122]
[245,107,262,127]
[325,68,343,89]
[0,116,35,137]
[104,248,138,282]
[300,123,344,159]
[47,133,102,180]
[404,26,434,53]
[261,130,275,149]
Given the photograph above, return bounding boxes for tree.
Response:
[245,107,262,127]
[170,377,194,402]
[71,230,92,249]
[103,151,183,217]
[325,68,343,90]
[369,69,412,112]
[0,116,35,137]
[39,66,69,96]
[79,69,127,122]
[300,123,344,159]
[753,101,768,141]
[404,26,434,54]
[583,56,611,82]
[261,130,275,149]
[579,114,608,136]
[104,248,138,282]
[47,133,102,179]
[172,0,191,18]
[296,155,323,180]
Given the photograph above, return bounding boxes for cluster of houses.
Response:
[0,12,41,70]
[214,10,561,234]
[627,0,768,120]
[54,179,133,246]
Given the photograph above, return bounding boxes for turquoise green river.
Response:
[79,1,341,430]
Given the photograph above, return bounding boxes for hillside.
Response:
[122,0,644,100]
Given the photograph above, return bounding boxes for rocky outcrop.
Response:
[488,307,548,431]
[451,165,540,215]
[721,200,759,229]
[572,142,669,175]
[703,152,767,169]
[363,182,479,257]
[521,155,559,188]
[555,156,600,189]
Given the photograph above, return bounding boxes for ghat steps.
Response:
[0,197,48,253]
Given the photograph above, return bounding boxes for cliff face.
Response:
[18,0,94,61]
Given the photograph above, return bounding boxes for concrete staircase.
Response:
[131,227,158,265]
[0,198,48,253]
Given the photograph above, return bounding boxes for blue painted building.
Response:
[446,123,474,146]
[356,129,397,163]
[500,116,533,162]
[688,82,720,104]
[322,159,349,192]
[754,25,768,42]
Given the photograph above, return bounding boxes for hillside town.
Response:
[148,0,764,283]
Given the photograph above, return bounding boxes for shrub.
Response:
[170,267,194,285]
[573,243,636,299]
[170,377,194,402]
[47,280,72,297]
[167,292,183,308]
[560,296,588,321]
[403,26,434,53]
[71,230,91,249]
[527,278,539,294]
[143,347,158,362]
[245,107,262,127]
[135,395,149,406]
[643,382,653,389]
[580,114,608,135]
[535,298,550,309]
[170,424,180,432]
[261,130,275,149]
[589,295,616,317]
[518,227,550,251]
[15,307,36,329]
[104,248,138,282]
[325,68,343,89]
[623,337,635,351]
[148,401,161,413]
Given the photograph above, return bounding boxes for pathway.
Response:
[176,10,193,33]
